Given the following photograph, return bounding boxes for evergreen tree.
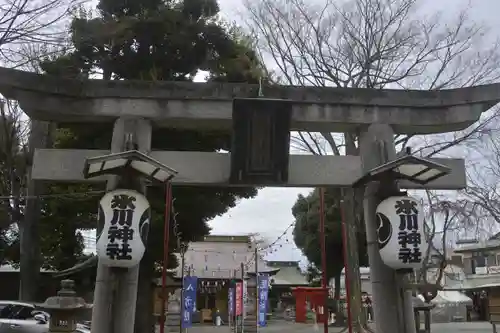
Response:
[292,189,368,305]
[37,0,265,330]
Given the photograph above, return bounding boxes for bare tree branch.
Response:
[243,0,500,156]
[242,0,500,320]
[0,0,83,67]
[417,190,479,291]
[0,99,29,263]
[460,132,500,231]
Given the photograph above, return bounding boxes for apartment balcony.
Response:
[460,263,500,276]
[446,266,500,291]
[469,266,500,275]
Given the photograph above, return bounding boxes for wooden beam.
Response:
[32,149,466,189]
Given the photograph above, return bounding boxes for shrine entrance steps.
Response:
[165,312,181,332]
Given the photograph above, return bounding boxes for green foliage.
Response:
[35,0,264,270]
[42,0,266,83]
[38,183,101,269]
[305,264,321,287]
[23,125,105,270]
[292,188,368,282]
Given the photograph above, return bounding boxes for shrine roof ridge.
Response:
[1,67,500,108]
[266,260,301,267]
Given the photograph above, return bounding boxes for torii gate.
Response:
[0,66,499,333]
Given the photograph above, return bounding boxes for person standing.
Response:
[365,295,374,322]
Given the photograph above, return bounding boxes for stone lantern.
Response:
[38,280,90,332]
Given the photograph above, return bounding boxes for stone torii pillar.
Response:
[20,120,54,301]
[359,124,409,333]
[91,117,152,333]
[0,67,499,333]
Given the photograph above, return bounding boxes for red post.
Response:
[160,182,173,333]
[314,291,328,324]
[292,288,307,323]
[340,199,353,333]
[319,188,328,333]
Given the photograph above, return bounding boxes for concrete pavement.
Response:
[161,321,496,333]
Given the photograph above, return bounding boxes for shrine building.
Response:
[168,235,279,323]
[266,261,308,310]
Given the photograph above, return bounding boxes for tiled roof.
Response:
[266,261,308,286]
[171,235,279,279]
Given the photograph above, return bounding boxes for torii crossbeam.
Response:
[1,66,499,333]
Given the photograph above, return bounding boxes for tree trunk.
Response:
[19,120,52,302]
[134,250,156,333]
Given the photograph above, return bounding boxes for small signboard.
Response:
[230,98,292,185]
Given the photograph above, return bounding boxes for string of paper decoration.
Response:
[262,222,295,255]
[252,192,314,259]
[244,221,296,267]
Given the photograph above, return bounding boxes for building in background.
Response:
[166,235,279,323]
[81,232,96,255]
[445,236,500,321]
[266,261,308,310]
[329,267,372,297]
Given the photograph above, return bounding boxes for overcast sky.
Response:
[80,0,500,266]
[207,0,500,265]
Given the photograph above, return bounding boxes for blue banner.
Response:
[181,276,198,328]
[228,287,234,315]
[257,275,269,327]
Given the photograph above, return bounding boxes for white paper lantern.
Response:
[376,196,427,270]
[96,189,150,268]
